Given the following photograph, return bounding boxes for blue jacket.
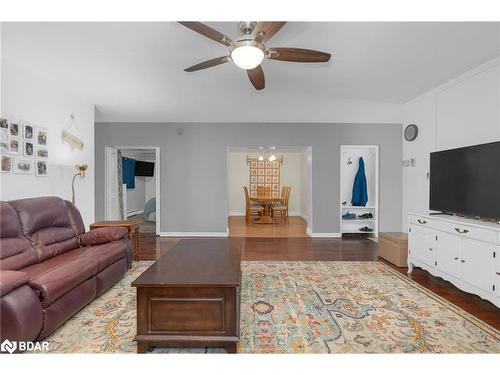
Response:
[351,157,368,206]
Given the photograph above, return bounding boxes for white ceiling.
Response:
[2,22,499,123]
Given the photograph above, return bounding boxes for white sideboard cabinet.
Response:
[408,213,500,308]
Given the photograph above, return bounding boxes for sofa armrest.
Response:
[0,270,29,297]
[79,227,128,246]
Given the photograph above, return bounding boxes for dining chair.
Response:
[257,185,271,197]
[243,186,264,224]
[271,186,291,223]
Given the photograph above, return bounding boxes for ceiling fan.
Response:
[179,22,331,90]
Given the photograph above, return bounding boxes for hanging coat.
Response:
[351,157,368,206]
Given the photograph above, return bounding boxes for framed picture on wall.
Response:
[24,142,34,157]
[251,169,257,176]
[273,184,279,191]
[258,161,264,168]
[265,161,271,168]
[1,155,12,172]
[9,121,20,137]
[9,138,20,154]
[273,169,279,176]
[24,124,34,140]
[250,191,257,198]
[273,161,280,168]
[0,118,8,130]
[36,160,48,176]
[13,158,33,174]
[250,161,257,168]
[250,176,257,183]
[258,176,264,183]
[265,169,272,175]
[258,169,264,176]
[36,147,48,158]
[265,176,271,183]
[0,131,8,153]
[273,176,279,183]
[36,127,48,146]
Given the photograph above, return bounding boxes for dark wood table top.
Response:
[132,239,241,288]
[90,220,140,230]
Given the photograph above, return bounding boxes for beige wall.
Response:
[227,149,308,216]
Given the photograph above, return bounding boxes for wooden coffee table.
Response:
[132,239,241,353]
[90,220,140,261]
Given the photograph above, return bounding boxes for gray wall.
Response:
[95,123,402,233]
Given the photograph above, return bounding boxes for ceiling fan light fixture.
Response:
[230,40,265,70]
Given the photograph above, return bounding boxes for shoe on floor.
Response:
[359,226,374,232]
[342,212,357,220]
[357,213,373,219]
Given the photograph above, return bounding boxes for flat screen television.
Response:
[135,161,155,177]
[429,141,500,219]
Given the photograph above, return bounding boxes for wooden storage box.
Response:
[379,232,408,267]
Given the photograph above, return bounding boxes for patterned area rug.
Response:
[44,261,500,353]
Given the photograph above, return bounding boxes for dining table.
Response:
[250,195,283,224]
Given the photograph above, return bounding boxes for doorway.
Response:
[104,146,161,236]
[226,146,312,238]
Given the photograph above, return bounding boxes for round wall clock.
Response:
[404,124,418,141]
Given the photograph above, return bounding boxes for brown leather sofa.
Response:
[0,196,132,345]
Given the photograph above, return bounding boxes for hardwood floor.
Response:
[228,215,308,237]
[135,234,500,330]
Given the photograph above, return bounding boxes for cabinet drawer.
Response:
[435,221,497,244]
[409,215,437,228]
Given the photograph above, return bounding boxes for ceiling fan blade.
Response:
[184,56,230,72]
[251,22,286,43]
[268,48,331,62]
[179,22,233,47]
[247,65,265,90]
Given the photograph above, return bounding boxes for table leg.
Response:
[134,228,139,261]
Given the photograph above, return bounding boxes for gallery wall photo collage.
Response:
[0,117,48,176]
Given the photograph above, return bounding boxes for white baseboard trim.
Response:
[159,232,229,237]
[309,232,341,238]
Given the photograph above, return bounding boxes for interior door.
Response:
[436,233,462,278]
[105,146,122,220]
[461,238,495,293]
[409,225,436,266]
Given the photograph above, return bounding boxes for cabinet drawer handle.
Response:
[417,219,427,224]
[454,228,469,234]
[461,259,465,263]
[429,248,433,251]
[454,257,459,260]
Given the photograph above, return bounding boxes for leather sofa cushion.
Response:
[80,240,130,272]
[0,270,29,297]
[79,227,128,246]
[28,258,99,307]
[10,197,71,237]
[64,201,85,236]
[0,202,37,271]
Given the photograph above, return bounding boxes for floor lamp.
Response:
[72,164,88,204]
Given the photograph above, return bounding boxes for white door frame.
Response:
[104,145,161,236]
[225,145,314,235]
